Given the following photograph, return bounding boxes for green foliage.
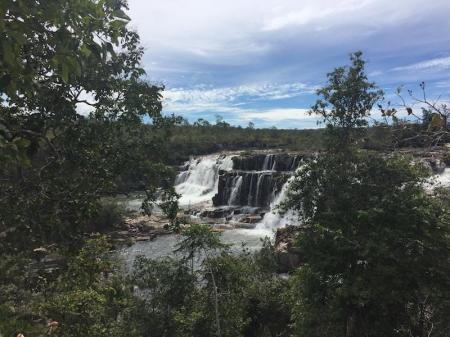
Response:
[311,51,384,148]
[284,52,450,337]
[0,253,45,337]
[38,235,136,337]
[128,231,291,337]
[0,236,135,337]
[175,224,228,261]
[129,256,198,337]
[157,187,182,231]
[0,0,175,248]
[285,152,450,336]
[87,199,126,231]
[166,122,325,163]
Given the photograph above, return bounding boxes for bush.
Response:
[88,199,126,231]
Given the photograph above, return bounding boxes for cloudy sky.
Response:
[127,0,450,128]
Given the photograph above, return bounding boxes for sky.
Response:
[126,0,450,128]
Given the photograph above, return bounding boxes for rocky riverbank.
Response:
[109,214,173,246]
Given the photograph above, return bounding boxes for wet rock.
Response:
[32,247,48,261]
[135,236,151,242]
[213,171,288,207]
[274,226,304,273]
[200,208,233,219]
[234,223,256,229]
[243,215,263,223]
[232,153,302,171]
[427,157,446,174]
[36,254,67,273]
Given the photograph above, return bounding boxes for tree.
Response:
[284,52,450,337]
[129,226,291,337]
[391,82,450,147]
[215,115,230,128]
[36,235,138,337]
[0,0,174,247]
[311,51,383,149]
[194,118,211,127]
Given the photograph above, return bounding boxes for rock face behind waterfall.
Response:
[213,153,301,208]
[213,171,289,207]
[232,153,301,172]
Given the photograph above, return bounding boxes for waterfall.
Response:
[435,169,450,186]
[175,152,303,229]
[262,154,275,171]
[228,176,243,205]
[271,160,277,171]
[425,168,450,190]
[254,173,266,206]
[256,176,298,230]
[175,154,233,206]
[247,173,255,206]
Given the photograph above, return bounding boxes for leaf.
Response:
[80,44,92,57]
[112,9,130,21]
[61,63,69,83]
[1,40,15,66]
[428,114,443,130]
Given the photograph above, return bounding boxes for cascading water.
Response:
[436,169,450,186]
[214,171,287,208]
[425,168,450,190]
[175,154,233,206]
[175,152,302,229]
[262,154,275,171]
[256,175,298,230]
[228,176,243,206]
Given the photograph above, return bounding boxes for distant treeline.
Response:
[163,117,443,164]
[166,121,325,163]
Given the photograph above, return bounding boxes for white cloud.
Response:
[163,82,316,109]
[129,0,450,63]
[126,0,450,127]
[392,56,450,72]
[161,83,318,127]
[128,0,450,64]
[240,108,313,122]
[262,0,374,31]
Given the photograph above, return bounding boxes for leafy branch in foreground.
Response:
[0,0,175,247]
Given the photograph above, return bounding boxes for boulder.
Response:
[274,226,304,273]
[243,215,262,223]
[427,157,446,174]
[200,208,233,219]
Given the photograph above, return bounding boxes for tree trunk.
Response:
[346,312,356,337]
[209,266,222,337]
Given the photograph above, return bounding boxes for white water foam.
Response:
[175,154,233,206]
[256,175,299,230]
[228,176,243,206]
[425,168,450,190]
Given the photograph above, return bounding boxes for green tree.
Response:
[129,227,291,337]
[284,52,450,337]
[0,0,174,247]
[311,51,383,149]
[37,235,137,337]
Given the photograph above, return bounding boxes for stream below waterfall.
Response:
[119,228,274,266]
